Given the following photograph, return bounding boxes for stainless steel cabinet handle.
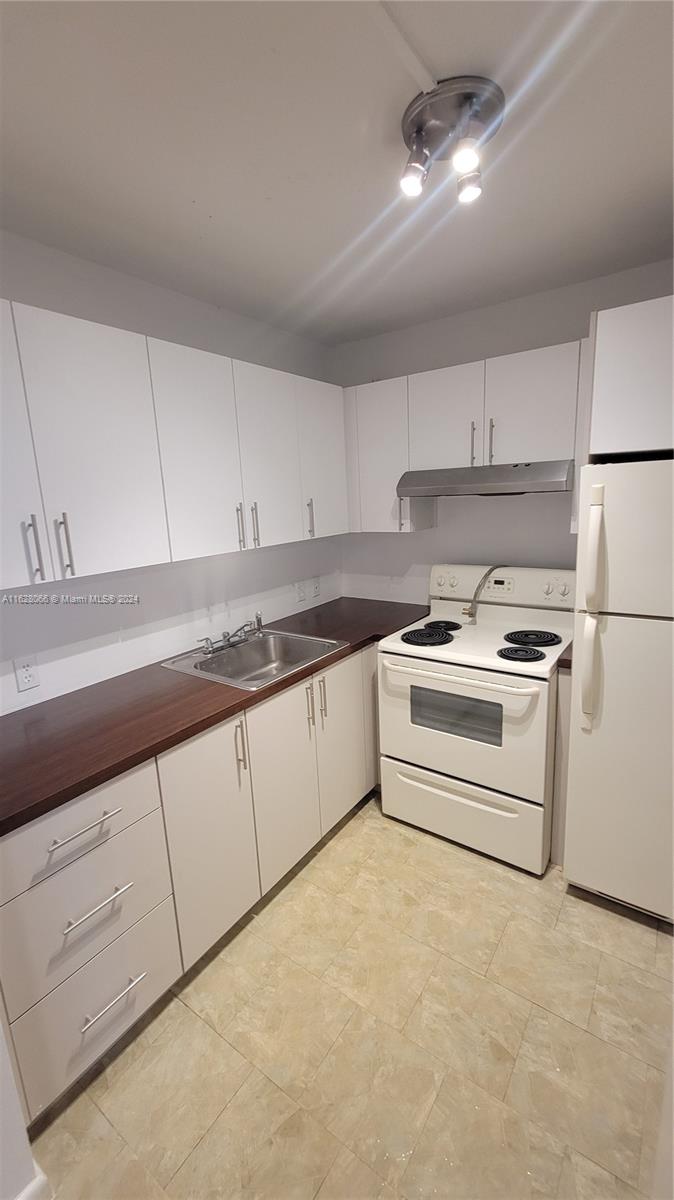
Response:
[318,676,327,719]
[234,719,248,770]
[47,807,123,854]
[470,421,477,467]
[235,503,246,550]
[307,498,315,538]
[56,511,76,576]
[251,502,261,548]
[80,972,147,1034]
[63,882,134,935]
[488,418,495,464]
[398,497,405,531]
[26,514,47,581]
[305,684,315,732]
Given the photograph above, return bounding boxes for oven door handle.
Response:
[383,661,540,697]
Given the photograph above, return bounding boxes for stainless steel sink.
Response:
[161,630,347,691]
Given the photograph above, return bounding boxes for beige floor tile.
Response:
[556,892,658,971]
[316,1145,384,1200]
[323,917,438,1029]
[405,954,531,1099]
[478,864,565,930]
[224,957,354,1099]
[56,1144,170,1200]
[176,927,288,1036]
[655,921,673,981]
[254,877,363,974]
[168,1068,341,1200]
[32,1093,123,1197]
[401,1068,564,1199]
[506,1007,648,1186]
[487,916,601,1027]
[403,873,510,974]
[300,1006,444,1185]
[588,952,672,1068]
[88,994,191,1103]
[301,825,375,895]
[340,857,431,927]
[556,1147,643,1199]
[94,1001,252,1187]
[637,1066,666,1197]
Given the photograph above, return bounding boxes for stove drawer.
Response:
[378,653,554,804]
[381,756,551,875]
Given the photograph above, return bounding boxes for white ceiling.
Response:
[1,1,672,344]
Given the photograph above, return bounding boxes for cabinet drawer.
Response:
[11,897,181,1120]
[0,761,161,905]
[0,809,172,1020]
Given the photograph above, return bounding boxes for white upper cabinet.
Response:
[295,376,348,539]
[233,360,304,548]
[13,304,169,579]
[356,377,409,532]
[148,339,244,560]
[484,342,580,465]
[1,301,53,589]
[409,361,485,469]
[590,295,673,455]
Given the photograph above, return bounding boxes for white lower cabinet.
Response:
[315,654,366,835]
[157,717,261,970]
[245,678,321,894]
[11,898,181,1120]
[361,643,380,792]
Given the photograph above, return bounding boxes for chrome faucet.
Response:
[462,565,506,624]
[197,611,264,655]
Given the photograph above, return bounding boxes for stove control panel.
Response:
[430,564,576,609]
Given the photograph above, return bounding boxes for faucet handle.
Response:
[197,636,215,654]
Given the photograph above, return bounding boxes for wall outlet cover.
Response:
[312,577,320,598]
[295,581,307,602]
[14,655,40,692]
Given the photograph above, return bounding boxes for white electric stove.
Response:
[378,564,575,874]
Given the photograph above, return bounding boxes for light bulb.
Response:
[400,133,429,197]
[457,169,482,204]
[452,137,480,175]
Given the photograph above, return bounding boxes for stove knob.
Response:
[543,581,554,596]
[559,583,570,597]
[449,576,458,588]
[436,575,446,587]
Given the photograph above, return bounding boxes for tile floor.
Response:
[32,795,673,1200]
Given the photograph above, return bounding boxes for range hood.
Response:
[396,459,574,498]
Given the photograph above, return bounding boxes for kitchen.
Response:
[0,3,672,1199]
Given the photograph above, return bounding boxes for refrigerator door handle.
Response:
[581,613,598,719]
[585,483,604,611]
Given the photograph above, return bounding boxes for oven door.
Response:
[378,653,552,804]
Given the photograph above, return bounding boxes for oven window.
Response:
[410,685,503,746]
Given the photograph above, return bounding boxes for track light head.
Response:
[400,132,430,197]
[457,168,482,204]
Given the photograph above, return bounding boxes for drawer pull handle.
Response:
[63,882,134,935]
[48,807,123,854]
[80,972,147,1034]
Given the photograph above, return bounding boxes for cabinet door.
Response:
[295,376,348,539]
[158,717,260,970]
[233,360,303,548]
[356,378,409,532]
[590,295,673,455]
[1,301,53,588]
[245,679,321,893]
[148,339,244,560]
[485,343,580,465]
[361,643,380,792]
[409,361,485,469]
[315,653,366,835]
[13,304,169,578]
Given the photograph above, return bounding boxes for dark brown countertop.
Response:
[559,643,573,669]
[0,598,427,837]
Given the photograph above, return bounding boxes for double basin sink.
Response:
[162,629,347,691]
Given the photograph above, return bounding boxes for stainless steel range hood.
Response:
[396,459,574,498]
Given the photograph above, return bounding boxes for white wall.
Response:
[0,230,333,381]
[329,259,673,386]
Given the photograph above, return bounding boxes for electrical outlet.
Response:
[14,654,40,692]
[311,577,320,598]
[295,580,307,603]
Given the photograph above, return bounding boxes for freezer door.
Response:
[565,611,673,919]
[576,460,673,618]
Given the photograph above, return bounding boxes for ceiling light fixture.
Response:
[400,75,505,205]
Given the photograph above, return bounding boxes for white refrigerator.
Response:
[565,458,673,920]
